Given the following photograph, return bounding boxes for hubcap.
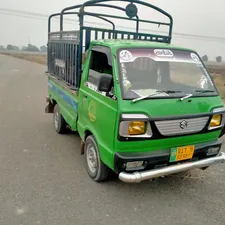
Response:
[54,112,59,130]
[87,143,97,174]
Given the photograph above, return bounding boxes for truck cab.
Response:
[45,0,225,183]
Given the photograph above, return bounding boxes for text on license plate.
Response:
[170,145,195,162]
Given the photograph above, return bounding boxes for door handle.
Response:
[83,94,88,98]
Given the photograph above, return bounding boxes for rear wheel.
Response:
[53,104,67,134]
[84,135,109,182]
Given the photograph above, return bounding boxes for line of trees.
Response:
[0,44,47,52]
[0,44,223,63]
[202,55,222,63]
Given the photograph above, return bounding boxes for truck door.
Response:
[78,46,118,167]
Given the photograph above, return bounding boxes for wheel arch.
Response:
[84,129,93,140]
[81,129,93,155]
[45,97,57,113]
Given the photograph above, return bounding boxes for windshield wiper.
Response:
[157,90,183,94]
[180,94,193,101]
[132,90,182,103]
[180,90,216,101]
[195,89,215,93]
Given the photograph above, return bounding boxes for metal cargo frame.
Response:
[47,0,173,89]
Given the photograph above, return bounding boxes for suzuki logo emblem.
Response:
[180,120,188,129]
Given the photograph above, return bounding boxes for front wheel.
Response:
[53,104,67,134]
[84,135,109,182]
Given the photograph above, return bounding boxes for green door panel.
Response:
[77,86,118,169]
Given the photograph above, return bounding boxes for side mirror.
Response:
[98,74,113,92]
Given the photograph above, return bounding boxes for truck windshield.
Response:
[117,48,217,100]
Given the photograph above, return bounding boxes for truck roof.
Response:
[91,39,194,52]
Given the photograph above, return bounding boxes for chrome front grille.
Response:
[155,117,209,136]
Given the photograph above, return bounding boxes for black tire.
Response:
[84,135,109,182]
[53,104,67,134]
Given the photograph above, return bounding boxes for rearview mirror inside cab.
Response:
[98,74,113,92]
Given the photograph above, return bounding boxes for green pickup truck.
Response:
[45,0,225,183]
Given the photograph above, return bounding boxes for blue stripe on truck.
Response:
[48,80,78,110]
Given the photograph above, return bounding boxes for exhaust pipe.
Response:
[119,152,225,183]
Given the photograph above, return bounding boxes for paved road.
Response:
[0,54,225,225]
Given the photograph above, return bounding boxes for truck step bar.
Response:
[119,152,225,183]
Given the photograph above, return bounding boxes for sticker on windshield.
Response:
[123,80,132,92]
[120,50,133,62]
[120,63,128,79]
[157,68,162,84]
[202,67,214,86]
[190,53,201,64]
[198,75,208,89]
[154,49,174,58]
[120,63,131,92]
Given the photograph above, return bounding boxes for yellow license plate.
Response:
[170,145,195,162]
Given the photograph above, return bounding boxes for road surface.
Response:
[0,54,225,225]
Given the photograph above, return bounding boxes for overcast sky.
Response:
[0,0,225,60]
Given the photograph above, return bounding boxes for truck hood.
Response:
[120,96,224,117]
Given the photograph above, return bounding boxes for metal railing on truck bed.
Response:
[47,0,173,89]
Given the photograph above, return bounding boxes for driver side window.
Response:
[88,50,112,83]
[87,47,114,95]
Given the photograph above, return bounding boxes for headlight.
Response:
[128,121,145,135]
[209,114,222,127]
[208,107,225,130]
[119,114,152,138]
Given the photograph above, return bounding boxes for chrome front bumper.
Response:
[119,152,225,183]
